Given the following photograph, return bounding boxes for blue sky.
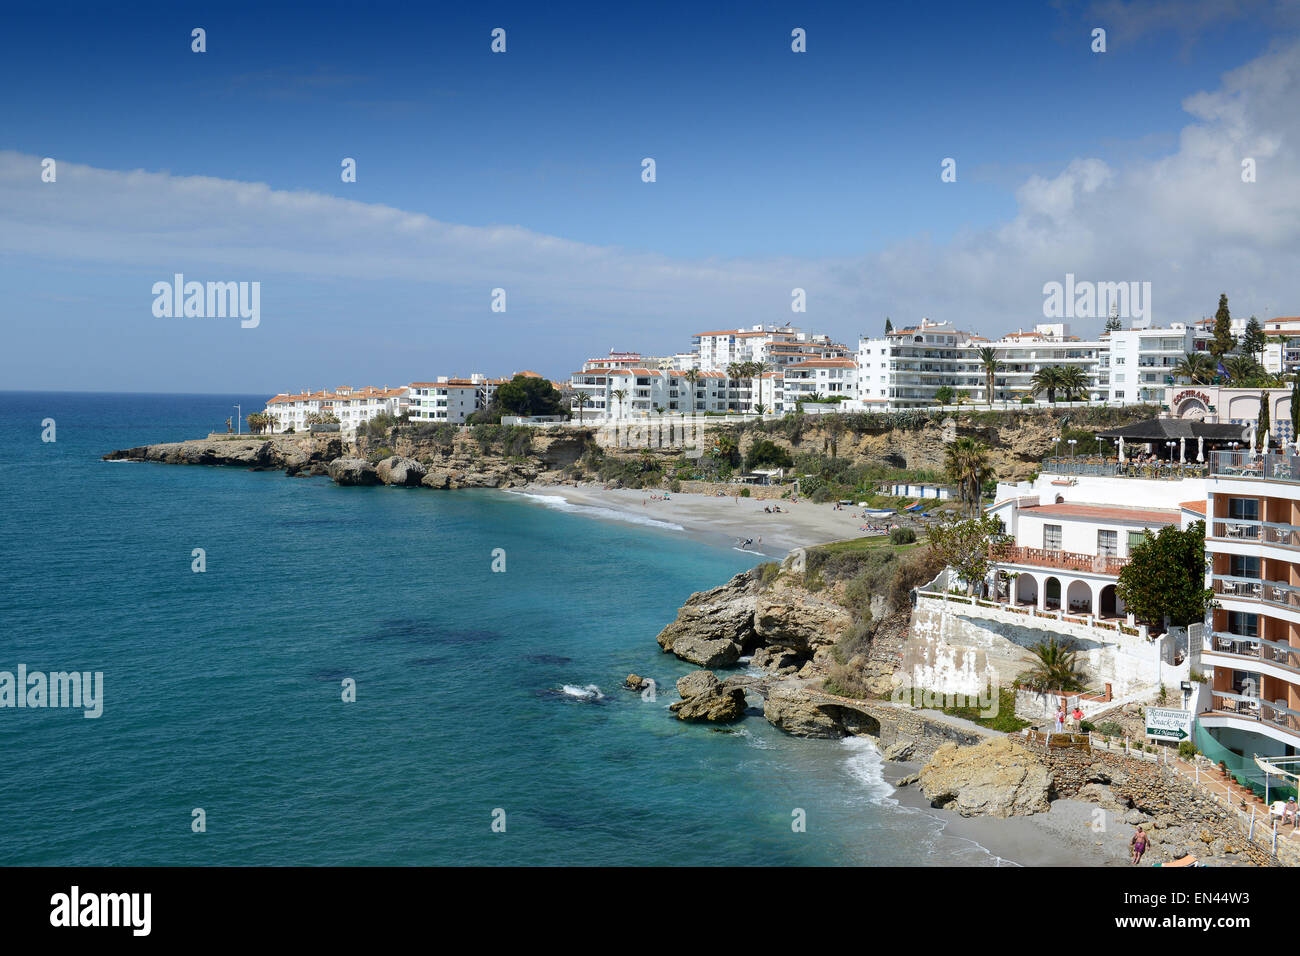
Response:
[2,0,1299,392]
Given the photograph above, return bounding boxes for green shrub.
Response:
[668,479,682,493]
[1178,741,1198,760]
[1021,396,1034,405]
[739,487,750,498]
[1096,720,1124,738]
[889,527,917,545]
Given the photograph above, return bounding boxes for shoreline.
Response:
[508,483,894,556]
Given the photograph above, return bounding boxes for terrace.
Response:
[1211,450,1300,484]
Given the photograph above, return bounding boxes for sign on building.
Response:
[1145,707,1193,741]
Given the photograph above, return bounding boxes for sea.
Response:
[0,391,1016,865]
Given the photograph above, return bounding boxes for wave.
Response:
[507,492,685,531]
[560,683,605,700]
[840,737,895,802]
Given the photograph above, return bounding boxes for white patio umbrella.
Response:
[1179,436,1186,463]
[1117,437,1126,463]
[1197,435,1205,462]
[1264,428,1271,454]
[1250,426,1257,455]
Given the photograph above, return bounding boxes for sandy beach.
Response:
[509,483,913,557]
[881,761,1136,866]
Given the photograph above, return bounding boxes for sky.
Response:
[2,0,1299,393]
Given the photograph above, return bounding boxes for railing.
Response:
[915,590,1140,636]
[1208,692,1300,737]
[993,544,1127,575]
[1041,457,1207,479]
[1211,451,1300,484]
[1205,630,1300,674]
[1210,516,1300,548]
[1211,573,1300,613]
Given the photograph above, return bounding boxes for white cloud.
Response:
[3,35,1300,376]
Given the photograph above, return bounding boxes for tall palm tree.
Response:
[978,346,1002,406]
[610,388,627,419]
[682,369,701,415]
[573,391,591,423]
[944,436,991,517]
[1172,352,1215,385]
[1030,365,1066,404]
[1017,636,1085,693]
[748,360,769,413]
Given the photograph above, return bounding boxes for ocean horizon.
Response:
[0,390,1016,865]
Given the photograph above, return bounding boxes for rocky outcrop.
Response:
[754,593,852,655]
[656,571,759,667]
[327,457,380,486]
[103,435,342,473]
[918,737,1051,818]
[375,455,426,486]
[624,674,650,691]
[669,670,747,723]
[762,685,880,738]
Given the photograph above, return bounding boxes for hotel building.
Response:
[407,374,502,424]
[1200,450,1300,766]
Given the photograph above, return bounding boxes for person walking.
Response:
[1130,826,1149,865]
[1054,705,1065,734]
[1070,704,1084,733]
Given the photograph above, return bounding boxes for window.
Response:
[1043,525,1062,550]
[1127,530,1148,552]
[1230,554,1260,579]
[1097,530,1117,557]
[1228,497,1259,522]
[1227,612,1258,637]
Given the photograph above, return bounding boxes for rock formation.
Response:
[669,670,747,722]
[917,737,1051,817]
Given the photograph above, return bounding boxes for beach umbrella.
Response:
[1250,427,1257,455]
[1197,435,1204,462]
[1179,436,1186,463]
[1118,437,1126,463]
[1264,429,1271,454]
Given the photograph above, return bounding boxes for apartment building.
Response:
[264,385,407,433]
[1103,323,1208,405]
[1201,450,1300,764]
[408,374,499,424]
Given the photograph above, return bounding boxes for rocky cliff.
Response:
[103,435,344,475]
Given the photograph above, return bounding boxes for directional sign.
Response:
[1146,707,1193,741]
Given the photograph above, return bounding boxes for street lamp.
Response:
[233,405,241,435]
[1165,440,1175,462]
[1067,438,1077,459]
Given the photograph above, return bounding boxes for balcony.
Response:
[1211,451,1300,484]
[1209,516,1300,549]
[1206,631,1300,675]
[992,544,1127,575]
[1211,573,1300,613]
[1041,457,1207,480]
[1207,691,1300,738]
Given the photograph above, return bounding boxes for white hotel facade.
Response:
[265,385,408,434]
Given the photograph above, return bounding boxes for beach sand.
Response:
[510,484,908,557]
[882,761,1136,866]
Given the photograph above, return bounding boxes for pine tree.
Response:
[1241,315,1266,360]
[1104,316,1122,333]
[884,317,893,334]
[1259,391,1271,448]
[1210,294,1235,359]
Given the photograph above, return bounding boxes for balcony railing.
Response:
[1209,516,1300,548]
[1205,630,1300,674]
[1211,451,1300,484]
[1041,457,1207,479]
[1208,691,1300,737]
[992,544,1127,575]
[1211,573,1300,613]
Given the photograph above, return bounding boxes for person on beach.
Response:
[1286,796,1297,827]
[1130,826,1148,864]
[1054,706,1065,734]
[1070,705,1084,732]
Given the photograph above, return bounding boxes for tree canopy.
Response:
[928,512,1007,595]
[494,375,566,417]
[1210,294,1236,359]
[1115,520,1212,627]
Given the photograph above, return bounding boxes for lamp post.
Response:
[1068,438,1077,459]
[1165,440,1175,462]
[233,405,241,435]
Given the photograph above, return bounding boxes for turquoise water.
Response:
[0,391,1008,865]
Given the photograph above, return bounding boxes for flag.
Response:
[1217,361,1228,378]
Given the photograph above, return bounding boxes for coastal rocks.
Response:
[882,740,916,762]
[624,674,650,692]
[918,737,1051,818]
[104,435,342,473]
[762,685,880,739]
[327,457,381,486]
[753,593,852,655]
[375,456,426,487]
[669,669,746,723]
[655,571,758,667]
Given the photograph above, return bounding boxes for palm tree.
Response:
[1172,352,1216,385]
[748,360,769,413]
[610,388,627,419]
[754,403,769,416]
[1017,636,1086,693]
[1058,365,1089,402]
[978,347,1002,406]
[573,391,591,423]
[1030,365,1067,403]
[682,369,701,415]
[1224,354,1263,386]
[944,436,990,517]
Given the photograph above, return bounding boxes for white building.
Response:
[264,385,407,434]
[408,375,501,424]
[1102,323,1208,405]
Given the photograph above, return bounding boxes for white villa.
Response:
[264,385,407,434]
